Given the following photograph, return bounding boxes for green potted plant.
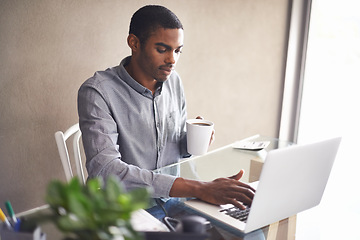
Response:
[38,176,150,240]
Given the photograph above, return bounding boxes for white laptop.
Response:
[184,137,341,233]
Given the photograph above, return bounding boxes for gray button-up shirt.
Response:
[78,57,189,198]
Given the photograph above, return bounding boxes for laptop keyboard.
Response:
[219,205,251,222]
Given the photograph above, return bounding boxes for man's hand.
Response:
[170,169,255,209]
[197,169,255,209]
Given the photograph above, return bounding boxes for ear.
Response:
[127,34,140,52]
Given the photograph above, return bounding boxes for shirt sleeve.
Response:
[77,83,177,198]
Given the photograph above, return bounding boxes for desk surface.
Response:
[155,135,295,239]
[156,135,293,183]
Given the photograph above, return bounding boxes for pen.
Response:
[5,201,18,224]
[0,207,12,229]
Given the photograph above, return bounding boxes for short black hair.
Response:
[129,5,183,45]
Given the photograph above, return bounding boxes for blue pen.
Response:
[0,207,12,229]
[5,201,18,224]
[14,218,22,232]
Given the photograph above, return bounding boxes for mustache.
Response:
[159,64,174,69]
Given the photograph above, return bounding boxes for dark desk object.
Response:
[144,231,207,240]
[144,215,209,240]
[11,206,209,240]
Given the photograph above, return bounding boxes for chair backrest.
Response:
[55,123,85,184]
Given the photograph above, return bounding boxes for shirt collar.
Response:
[117,56,163,98]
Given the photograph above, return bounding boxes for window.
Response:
[296,0,360,238]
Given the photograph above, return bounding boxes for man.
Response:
[78,5,254,218]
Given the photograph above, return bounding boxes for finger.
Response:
[231,183,255,196]
[231,191,254,207]
[237,181,256,193]
[229,182,256,200]
[235,188,255,201]
[232,179,256,193]
[229,198,247,210]
[209,129,215,145]
[196,116,203,120]
[229,169,245,180]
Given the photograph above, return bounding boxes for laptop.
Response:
[184,137,341,233]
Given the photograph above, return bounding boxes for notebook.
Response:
[184,137,341,233]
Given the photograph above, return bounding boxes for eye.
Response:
[157,48,166,53]
[175,48,183,54]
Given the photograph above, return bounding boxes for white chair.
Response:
[55,123,85,184]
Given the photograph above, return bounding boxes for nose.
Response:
[165,51,177,65]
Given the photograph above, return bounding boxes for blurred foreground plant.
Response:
[38,176,149,240]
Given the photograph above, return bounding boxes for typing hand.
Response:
[198,169,255,210]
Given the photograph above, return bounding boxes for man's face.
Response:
[136,27,184,82]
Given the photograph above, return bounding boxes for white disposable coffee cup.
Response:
[186,119,214,155]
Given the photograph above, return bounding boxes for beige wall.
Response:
[0,0,290,212]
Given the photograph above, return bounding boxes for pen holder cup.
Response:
[0,225,46,240]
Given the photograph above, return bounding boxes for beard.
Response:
[155,64,174,82]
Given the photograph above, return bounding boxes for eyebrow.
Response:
[155,42,183,50]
